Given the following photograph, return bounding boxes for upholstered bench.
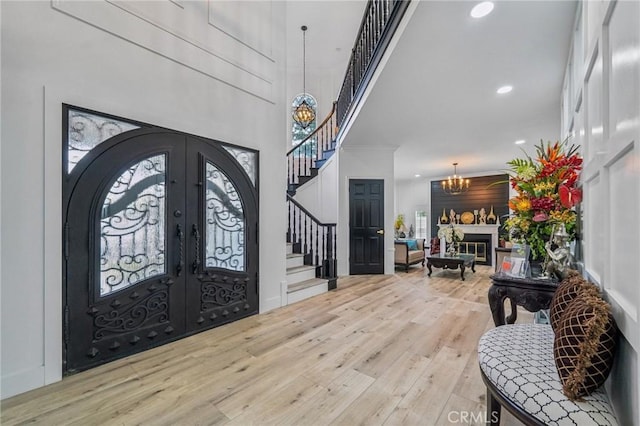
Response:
[478,270,620,425]
[478,323,618,425]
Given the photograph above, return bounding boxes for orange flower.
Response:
[509,197,531,213]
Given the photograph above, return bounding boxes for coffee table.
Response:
[426,253,476,281]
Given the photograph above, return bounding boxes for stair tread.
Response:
[286,264,316,274]
[287,253,305,259]
[287,277,327,293]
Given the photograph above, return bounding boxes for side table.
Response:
[488,273,558,326]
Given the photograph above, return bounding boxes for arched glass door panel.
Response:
[99,154,166,296]
[205,161,244,271]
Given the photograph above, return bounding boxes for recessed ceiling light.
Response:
[497,85,513,94]
[470,2,494,18]
[415,174,421,178]
[515,139,526,145]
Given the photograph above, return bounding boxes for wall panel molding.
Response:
[208,0,273,59]
[51,0,275,102]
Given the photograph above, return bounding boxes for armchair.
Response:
[394,239,426,272]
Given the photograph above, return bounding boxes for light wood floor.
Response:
[2,265,533,425]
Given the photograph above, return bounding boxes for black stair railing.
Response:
[336,0,410,127]
[287,102,338,193]
[287,195,337,289]
[285,0,411,290]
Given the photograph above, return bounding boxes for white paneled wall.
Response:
[1,0,287,399]
[562,1,640,424]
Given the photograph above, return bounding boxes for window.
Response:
[291,93,317,146]
[415,211,427,239]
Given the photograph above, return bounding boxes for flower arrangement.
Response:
[438,224,465,244]
[504,139,583,260]
[394,214,407,238]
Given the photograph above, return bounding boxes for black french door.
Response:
[63,125,257,374]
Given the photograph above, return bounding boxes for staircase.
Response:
[284,194,336,304]
[283,0,410,305]
[285,243,328,304]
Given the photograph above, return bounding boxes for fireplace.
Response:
[437,224,499,266]
[459,234,492,265]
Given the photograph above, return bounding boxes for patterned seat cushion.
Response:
[478,324,618,425]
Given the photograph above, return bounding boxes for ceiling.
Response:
[340,0,578,181]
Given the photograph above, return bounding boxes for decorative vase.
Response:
[487,206,497,224]
[447,241,458,257]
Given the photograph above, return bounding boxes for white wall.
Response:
[337,146,395,276]
[292,155,339,223]
[394,178,429,237]
[562,1,640,423]
[1,0,287,399]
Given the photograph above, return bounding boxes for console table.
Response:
[488,273,558,326]
[426,253,475,281]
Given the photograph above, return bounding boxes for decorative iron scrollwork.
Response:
[222,146,257,186]
[205,162,245,271]
[200,274,246,311]
[67,109,139,173]
[99,155,166,296]
[93,290,169,340]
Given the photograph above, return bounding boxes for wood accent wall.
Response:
[430,174,509,237]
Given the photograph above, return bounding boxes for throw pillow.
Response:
[549,270,600,332]
[406,239,418,251]
[554,294,617,400]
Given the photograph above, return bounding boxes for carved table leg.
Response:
[460,264,466,281]
[427,261,432,277]
[505,298,518,324]
[488,285,507,326]
[471,260,476,273]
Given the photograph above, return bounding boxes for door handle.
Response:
[176,224,184,277]
[376,229,384,235]
[192,224,201,274]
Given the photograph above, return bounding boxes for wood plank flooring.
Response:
[1,265,533,425]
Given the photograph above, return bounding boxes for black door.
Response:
[63,128,258,373]
[349,179,384,274]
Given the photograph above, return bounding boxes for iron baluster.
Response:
[315,222,319,267]
[303,212,308,255]
[287,199,292,242]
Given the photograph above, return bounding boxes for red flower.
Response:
[559,184,582,208]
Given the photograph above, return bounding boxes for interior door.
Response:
[349,179,385,274]
[64,128,257,374]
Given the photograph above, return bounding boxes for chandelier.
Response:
[442,162,470,195]
[292,25,315,129]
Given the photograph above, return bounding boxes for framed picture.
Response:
[499,256,530,278]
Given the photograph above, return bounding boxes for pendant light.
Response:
[292,25,315,129]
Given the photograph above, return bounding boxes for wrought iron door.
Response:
[63,110,258,374]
